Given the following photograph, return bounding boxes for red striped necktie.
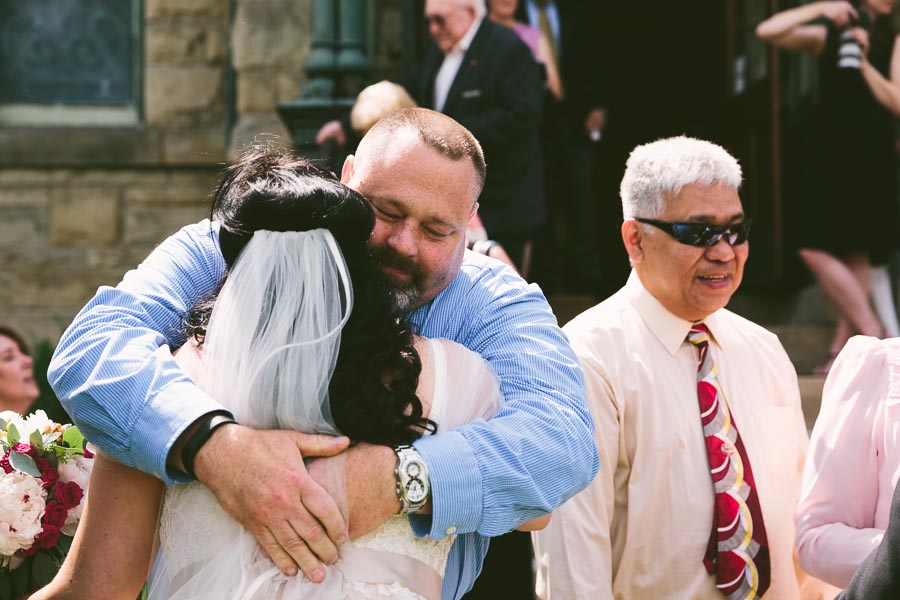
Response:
[687,323,770,600]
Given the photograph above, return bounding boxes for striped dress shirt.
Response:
[48,219,598,599]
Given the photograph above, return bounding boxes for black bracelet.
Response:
[181,411,236,479]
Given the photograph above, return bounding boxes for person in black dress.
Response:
[757,0,900,372]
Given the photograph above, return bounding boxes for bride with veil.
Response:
[34,148,540,599]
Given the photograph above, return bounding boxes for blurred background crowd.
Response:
[4,0,900,380]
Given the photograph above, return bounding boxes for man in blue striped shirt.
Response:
[49,108,597,598]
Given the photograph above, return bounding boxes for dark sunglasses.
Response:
[635,217,752,247]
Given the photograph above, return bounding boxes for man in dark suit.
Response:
[318,0,544,270]
[517,0,608,294]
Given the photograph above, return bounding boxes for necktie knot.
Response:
[687,323,710,348]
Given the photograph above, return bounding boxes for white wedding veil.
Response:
[149,226,355,600]
[198,227,352,434]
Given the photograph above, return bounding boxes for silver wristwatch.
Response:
[394,444,430,514]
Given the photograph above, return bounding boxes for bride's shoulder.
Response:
[412,336,486,367]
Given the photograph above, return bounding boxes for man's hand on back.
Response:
[192,424,350,582]
[307,443,409,539]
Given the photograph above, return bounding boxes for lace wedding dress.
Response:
[149,337,502,600]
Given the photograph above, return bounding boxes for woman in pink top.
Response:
[487,0,562,99]
[796,335,900,588]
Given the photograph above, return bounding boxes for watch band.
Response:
[181,411,236,479]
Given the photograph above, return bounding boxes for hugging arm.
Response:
[30,453,162,600]
[47,221,349,581]
[410,269,598,541]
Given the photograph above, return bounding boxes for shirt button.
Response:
[445,525,457,535]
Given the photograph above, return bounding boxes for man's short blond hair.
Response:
[359,107,486,199]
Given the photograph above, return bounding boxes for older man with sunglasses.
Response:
[532,136,826,599]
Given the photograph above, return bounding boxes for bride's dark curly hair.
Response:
[184,146,435,445]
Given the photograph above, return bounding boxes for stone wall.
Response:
[0,0,411,344]
[0,0,238,342]
[229,0,310,152]
[0,169,220,341]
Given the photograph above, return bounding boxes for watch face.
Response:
[405,461,422,478]
[406,477,427,503]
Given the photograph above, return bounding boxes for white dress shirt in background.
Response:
[433,17,482,113]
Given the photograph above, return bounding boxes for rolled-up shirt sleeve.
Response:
[49,220,227,484]
[409,260,598,539]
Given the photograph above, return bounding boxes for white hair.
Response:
[457,0,486,16]
[620,135,743,220]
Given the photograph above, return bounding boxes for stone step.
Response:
[726,285,834,326]
[767,324,833,376]
[798,375,826,432]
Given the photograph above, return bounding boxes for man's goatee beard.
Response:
[389,286,421,314]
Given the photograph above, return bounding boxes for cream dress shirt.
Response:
[795,336,900,590]
[533,272,828,600]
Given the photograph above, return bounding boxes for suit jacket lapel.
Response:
[440,20,488,116]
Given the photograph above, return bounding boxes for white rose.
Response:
[58,454,94,531]
[58,454,92,490]
[0,472,47,556]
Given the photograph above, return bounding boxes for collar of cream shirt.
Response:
[624,270,726,356]
[445,15,482,57]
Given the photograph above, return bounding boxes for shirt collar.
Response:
[624,270,726,355]
[449,15,482,55]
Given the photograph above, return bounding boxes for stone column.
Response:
[279,0,370,159]
[335,0,370,96]
[300,0,340,100]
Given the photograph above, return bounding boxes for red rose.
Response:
[38,525,60,550]
[0,452,11,474]
[11,443,34,456]
[34,457,59,488]
[54,481,84,510]
[42,501,68,528]
[18,543,39,557]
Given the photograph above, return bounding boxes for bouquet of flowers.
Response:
[0,410,93,598]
